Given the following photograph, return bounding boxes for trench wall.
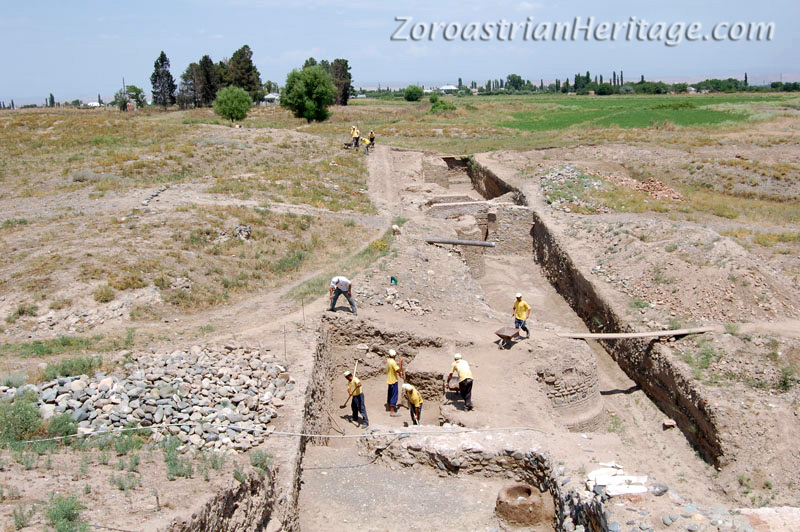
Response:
[164,469,276,532]
[470,160,724,465]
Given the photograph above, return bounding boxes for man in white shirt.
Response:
[328,275,358,316]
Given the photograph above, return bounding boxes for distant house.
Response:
[356,94,367,99]
[687,86,697,94]
[264,92,280,104]
[440,84,458,93]
[85,102,102,108]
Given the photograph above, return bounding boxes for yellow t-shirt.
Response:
[347,377,362,396]
[450,360,472,382]
[406,387,423,407]
[386,359,400,384]
[361,137,371,146]
[514,300,531,320]
[353,129,360,139]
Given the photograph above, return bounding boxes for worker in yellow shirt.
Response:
[385,349,402,417]
[361,136,371,154]
[402,383,423,425]
[369,129,375,146]
[342,370,368,427]
[446,353,473,410]
[352,126,360,148]
[512,292,531,338]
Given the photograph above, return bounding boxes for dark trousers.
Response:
[387,382,398,407]
[515,318,529,335]
[458,379,473,410]
[351,394,368,426]
[353,137,359,148]
[330,288,357,315]
[410,404,422,425]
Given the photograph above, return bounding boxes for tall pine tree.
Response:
[150,51,177,109]
[331,58,352,105]
[198,55,219,106]
[229,45,264,102]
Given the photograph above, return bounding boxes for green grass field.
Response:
[501,97,755,130]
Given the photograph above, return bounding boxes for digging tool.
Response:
[339,360,360,409]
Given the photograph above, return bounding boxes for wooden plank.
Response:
[556,326,716,340]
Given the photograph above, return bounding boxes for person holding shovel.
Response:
[402,383,423,425]
[342,370,368,427]
[446,353,473,411]
[385,349,402,417]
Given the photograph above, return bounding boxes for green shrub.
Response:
[48,413,78,439]
[213,86,253,122]
[0,396,42,442]
[249,450,273,477]
[5,304,38,324]
[2,374,26,388]
[403,85,423,102]
[430,96,456,114]
[12,504,33,529]
[45,494,88,532]
[93,284,115,303]
[43,356,102,380]
[163,437,193,480]
[113,433,144,456]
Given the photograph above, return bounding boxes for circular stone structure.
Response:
[495,483,554,527]
[535,339,604,432]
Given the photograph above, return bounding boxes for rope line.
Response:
[14,423,548,446]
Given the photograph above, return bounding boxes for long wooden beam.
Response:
[424,238,496,247]
[556,326,716,340]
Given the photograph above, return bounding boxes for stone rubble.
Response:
[0,343,292,453]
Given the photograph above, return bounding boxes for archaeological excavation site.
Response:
[1,120,799,532]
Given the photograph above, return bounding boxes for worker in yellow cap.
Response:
[361,136,371,154]
[512,292,531,338]
[352,126,360,148]
[369,129,375,146]
[402,383,423,425]
[446,353,473,410]
[342,370,368,427]
[385,349,402,416]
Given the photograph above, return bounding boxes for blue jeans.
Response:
[514,318,529,335]
[351,394,368,426]
[387,382,398,407]
[330,288,357,315]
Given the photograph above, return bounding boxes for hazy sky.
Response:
[2,0,798,103]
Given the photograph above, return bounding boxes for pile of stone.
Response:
[540,165,609,214]
[0,343,293,453]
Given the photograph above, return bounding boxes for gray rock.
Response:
[72,408,89,422]
[608,523,621,532]
[651,483,668,496]
[662,515,673,527]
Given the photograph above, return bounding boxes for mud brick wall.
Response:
[487,205,535,255]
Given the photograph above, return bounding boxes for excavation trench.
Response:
[462,157,723,466]
[297,316,610,532]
